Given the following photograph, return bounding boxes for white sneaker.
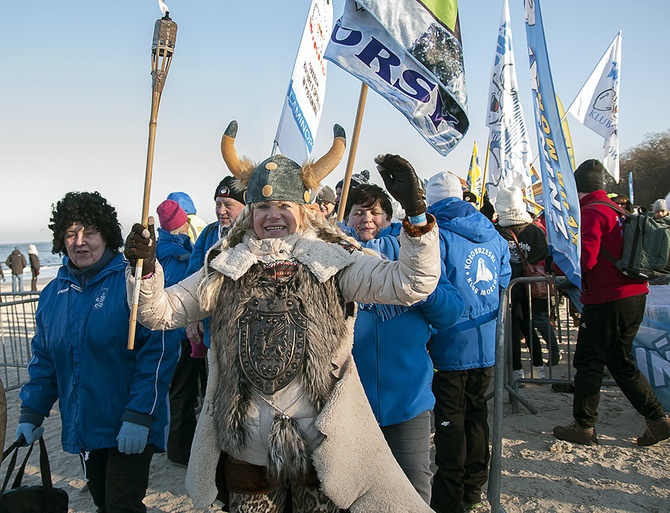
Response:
[533,366,546,379]
[512,369,524,382]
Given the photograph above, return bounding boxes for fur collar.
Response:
[209,231,358,283]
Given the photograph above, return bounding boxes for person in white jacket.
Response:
[125,121,442,513]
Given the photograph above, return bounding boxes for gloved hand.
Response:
[16,422,44,446]
[116,421,150,455]
[124,219,156,276]
[190,339,208,359]
[375,154,426,217]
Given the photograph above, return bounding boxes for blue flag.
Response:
[524,0,581,288]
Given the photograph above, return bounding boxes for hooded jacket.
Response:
[6,249,26,275]
[579,190,648,304]
[351,222,464,425]
[19,252,179,454]
[129,221,441,512]
[428,198,511,371]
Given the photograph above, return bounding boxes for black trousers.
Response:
[431,367,492,513]
[167,338,207,465]
[82,445,155,513]
[573,293,664,428]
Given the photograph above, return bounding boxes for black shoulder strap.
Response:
[585,200,628,217]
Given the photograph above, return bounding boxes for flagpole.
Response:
[337,83,368,222]
[480,134,490,210]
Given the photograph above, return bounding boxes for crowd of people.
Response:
[11,126,670,512]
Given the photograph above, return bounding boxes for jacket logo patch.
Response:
[93,288,109,310]
[464,248,498,296]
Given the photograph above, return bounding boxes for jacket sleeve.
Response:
[19,310,58,420]
[338,217,440,306]
[418,259,464,331]
[122,325,180,427]
[498,239,512,289]
[127,262,207,331]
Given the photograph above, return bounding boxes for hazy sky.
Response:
[1,0,667,244]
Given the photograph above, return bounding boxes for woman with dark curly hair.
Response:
[16,191,179,513]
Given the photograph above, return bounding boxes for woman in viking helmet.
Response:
[125,121,441,513]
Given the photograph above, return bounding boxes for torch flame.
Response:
[158,0,169,15]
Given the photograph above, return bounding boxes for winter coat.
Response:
[19,252,179,454]
[428,198,511,371]
[579,190,648,304]
[5,249,26,275]
[351,222,464,425]
[129,221,441,512]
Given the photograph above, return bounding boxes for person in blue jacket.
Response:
[16,191,179,513]
[424,172,511,513]
[184,175,246,349]
[155,199,199,466]
[343,183,464,503]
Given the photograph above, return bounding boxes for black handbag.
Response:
[0,437,69,513]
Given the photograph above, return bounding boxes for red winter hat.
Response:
[156,199,188,232]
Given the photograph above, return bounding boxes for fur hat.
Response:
[574,159,606,193]
[425,171,463,206]
[220,121,346,204]
[653,199,667,212]
[156,199,188,232]
[496,187,533,227]
[214,175,246,205]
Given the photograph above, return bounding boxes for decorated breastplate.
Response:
[237,261,308,394]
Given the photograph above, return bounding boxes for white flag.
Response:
[568,31,621,182]
[273,0,333,163]
[485,0,533,206]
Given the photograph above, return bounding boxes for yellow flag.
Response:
[466,141,482,207]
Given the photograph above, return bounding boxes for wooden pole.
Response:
[479,134,491,210]
[337,83,368,223]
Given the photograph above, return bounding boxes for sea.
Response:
[0,241,63,286]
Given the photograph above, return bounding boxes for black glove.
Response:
[375,154,426,217]
[124,221,156,276]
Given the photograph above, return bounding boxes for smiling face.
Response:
[253,201,302,239]
[216,197,245,227]
[346,201,391,241]
[64,222,106,269]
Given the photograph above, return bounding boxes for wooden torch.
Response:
[128,5,177,349]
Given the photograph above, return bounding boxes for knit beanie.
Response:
[574,159,605,193]
[425,171,463,206]
[317,185,336,204]
[653,199,667,212]
[496,187,533,227]
[156,200,188,232]
[336,169,370,191]
[214,175,246,205]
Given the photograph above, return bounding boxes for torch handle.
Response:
[127,90,162,350]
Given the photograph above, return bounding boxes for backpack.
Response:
[590,201,670,280]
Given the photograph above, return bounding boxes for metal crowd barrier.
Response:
[0,291,40,391]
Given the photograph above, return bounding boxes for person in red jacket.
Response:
[553,159,670,447]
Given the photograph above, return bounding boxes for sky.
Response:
[1,0,668,244]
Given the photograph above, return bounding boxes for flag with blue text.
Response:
[568,31,622,182]
[485,0,534,207]
[524,0,581,288]
[324,0,469,156]
[466,141,483,207]
[274,0,333,163]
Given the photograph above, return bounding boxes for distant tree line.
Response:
[608,129,670,211]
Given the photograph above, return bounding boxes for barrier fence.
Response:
[0,292,39,392]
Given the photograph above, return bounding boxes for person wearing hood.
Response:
[343,183,464,504]
[425,172,511,513]
[167,191,209,244]
[5,246,27,292]
[27,244,41,291]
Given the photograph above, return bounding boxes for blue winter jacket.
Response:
[185,222,220,348]
[427,198,511,371]
[350,223,464,426]
[19,253,179,454]
[156,227,193,342]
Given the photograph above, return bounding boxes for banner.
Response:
[324,0,468,156]
[568,31,622,182]
[466,141,483,207]
[524,0,581,288]
[485,0,534,206]
[273,0,333,163]
[628,170,634,205]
